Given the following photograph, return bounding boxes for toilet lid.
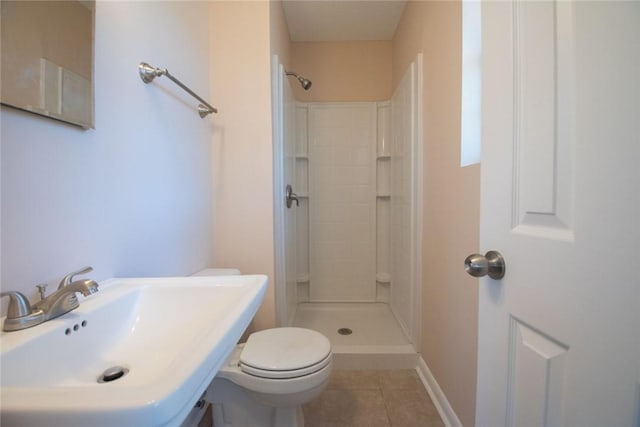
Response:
[240,328,331,376]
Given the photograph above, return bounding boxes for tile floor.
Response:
[204,369,445,427]
[302,369,445,427]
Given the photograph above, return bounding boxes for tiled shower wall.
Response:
[390,58,421,341]
[308,103,377,302]
[295,102,393,303]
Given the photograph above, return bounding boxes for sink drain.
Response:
[338,328,352,335]
[98,366,129,383]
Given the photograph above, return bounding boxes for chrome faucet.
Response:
[1,267,99,332]
[57,266,94,289]
[34,277,99,322]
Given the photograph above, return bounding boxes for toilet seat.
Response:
[239,327,331,380]
[241,352,332,379]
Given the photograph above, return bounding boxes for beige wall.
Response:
[209,0,291,333]
[210,1,277,331]
[393,2,479,426]
[290,41,392,102]
[270,0,291,70]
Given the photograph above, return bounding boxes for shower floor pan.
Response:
[292,302,418,369]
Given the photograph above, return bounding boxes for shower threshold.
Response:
[292,302,418,369]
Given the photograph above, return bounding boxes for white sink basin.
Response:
[0,274,268,426]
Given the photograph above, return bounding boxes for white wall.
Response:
[1,1,214,309]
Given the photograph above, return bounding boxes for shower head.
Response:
[285,71,312,91]
[298,76,312,91]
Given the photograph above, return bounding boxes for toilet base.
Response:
[207,377,305,427]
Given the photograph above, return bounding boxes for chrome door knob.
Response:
[464,251,506,280]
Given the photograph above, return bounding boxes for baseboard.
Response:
[415,356,463,427]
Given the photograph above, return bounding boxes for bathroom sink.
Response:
[0,274,268,427]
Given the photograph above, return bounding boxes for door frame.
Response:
[271,54,288,327]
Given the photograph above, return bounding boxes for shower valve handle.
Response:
[285,185,299,208]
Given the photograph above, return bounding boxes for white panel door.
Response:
[308,103,377,301]
[477,2,639,427]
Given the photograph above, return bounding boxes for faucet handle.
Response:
[1,291,34,319]
[36,284,48,300]
[1,291,45,331]
[58,266,94,289]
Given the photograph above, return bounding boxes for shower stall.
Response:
[273,55,423,368]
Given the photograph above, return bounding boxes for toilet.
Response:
[194,269,333,427]
[206,327,332,427]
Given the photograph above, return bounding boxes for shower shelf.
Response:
[296,274,310,283]
[295,154,309,159]
[376,102,391,303]
[376,273,391,283]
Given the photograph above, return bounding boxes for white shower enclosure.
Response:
[273,55,423,350]
[306,103,377,302]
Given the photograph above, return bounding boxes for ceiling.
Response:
[282,1,407,42]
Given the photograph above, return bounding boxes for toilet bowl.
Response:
[206,327,333,427]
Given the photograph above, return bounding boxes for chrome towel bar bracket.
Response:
[139,62,217,117]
